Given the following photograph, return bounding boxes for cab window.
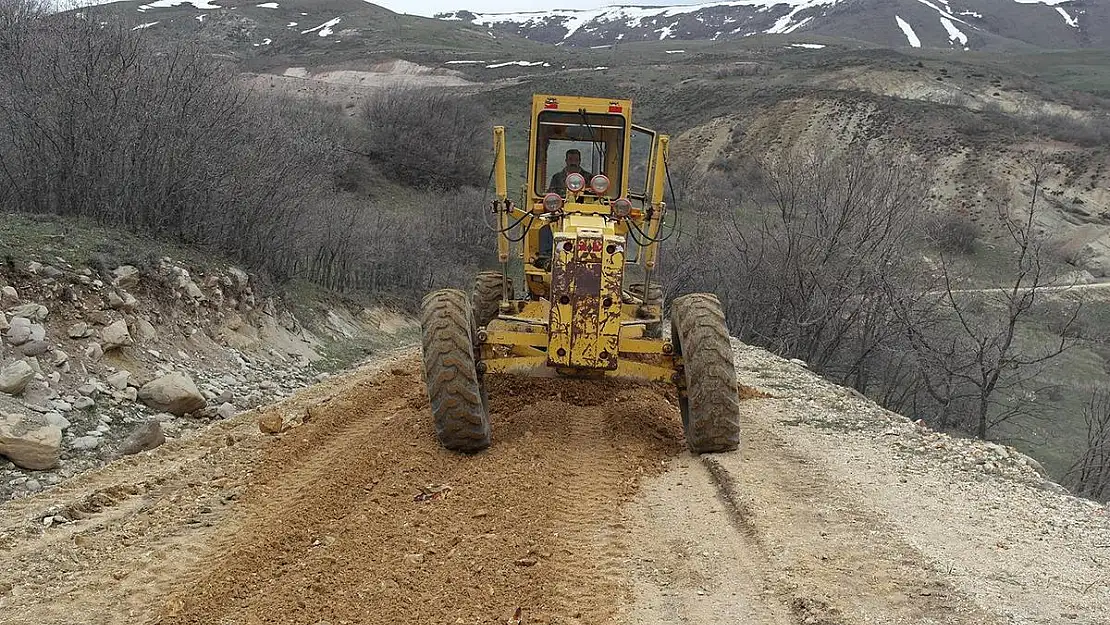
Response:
[534,111,625,198]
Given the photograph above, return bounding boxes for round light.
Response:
[612,198,632,218]
[565,172,586,193]
[542,193,563,213]
[590,174,610,195]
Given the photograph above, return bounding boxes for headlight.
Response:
[590,174,610,195]
[565,173,586,193]
[542,193,563,213]
[612,198,632,218]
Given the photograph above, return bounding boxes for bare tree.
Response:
[901,157,1080,439]
[1066,388,1110,502]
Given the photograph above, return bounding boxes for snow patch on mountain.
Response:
[895,15,921,47]
[1055,6,1079,28]
[940,16,968,46]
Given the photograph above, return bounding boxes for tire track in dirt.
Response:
[152,361,685,625]
[701,400,1003,625]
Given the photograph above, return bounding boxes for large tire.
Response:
[671,293,740,453]
[629,282,664,339]
[420,289,491,453]
[473,271,510,329]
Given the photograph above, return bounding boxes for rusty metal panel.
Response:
[546,231,625,371]
[548,233,575,367]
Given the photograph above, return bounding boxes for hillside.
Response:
[439,0,1110,50]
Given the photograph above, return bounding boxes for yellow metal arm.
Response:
[494,126,510,263]
[644,134,669,271]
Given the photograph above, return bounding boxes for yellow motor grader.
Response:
[419,94,740,454]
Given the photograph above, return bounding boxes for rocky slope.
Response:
[440,0,1110,50]
[0,250,414,502]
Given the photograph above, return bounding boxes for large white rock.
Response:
[138,372,206,416]
[7,303,47,322]
[0,360,35,395]
[0,412,62,470]
[106,370,131,391]
[0,286,18,306]
[5,317,32,346]
[112,265,140,289]
[101,319,133,351]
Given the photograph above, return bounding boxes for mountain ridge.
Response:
[436,0,1110,50]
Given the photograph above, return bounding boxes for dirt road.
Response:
[0,348,1106,624]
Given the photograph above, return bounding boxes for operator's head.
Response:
[565,149,582,170]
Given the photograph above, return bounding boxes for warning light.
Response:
[544,98,559,109]
[608,102,623,113]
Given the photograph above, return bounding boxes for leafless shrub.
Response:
[1028,108,1110,147]
[0,8,494,307]
[926,211,980,254]
[362,87,490,188]
[1065,388,1110,502]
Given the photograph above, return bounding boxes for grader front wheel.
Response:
[420,289,491,453]
[671,293,741,453]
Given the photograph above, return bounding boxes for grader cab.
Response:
[419,94,740,454]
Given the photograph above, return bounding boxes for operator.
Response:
[539,148,595,267]
[547,148,594,194]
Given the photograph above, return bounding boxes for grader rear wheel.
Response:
[671,293,741,453]
[628,282,664,338]
[420,289,491,453]
[473,271,511,329]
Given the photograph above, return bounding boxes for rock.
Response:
[41,265,62,279]
[67,322,90,339]
[101,320,132,351]
[26,261,42,274]
[24,478,42,492]
[107,291,125,309]
[0,361,35,395]
[77,383,98,397]
[106,370,131,391]
[44,413,71,430]
[216,402,236,419]
[227,267,250,291]
[73,397,94,410]
[5,317,32,345]
[51,400,73,412]
[70,435,100,451]
[85,343,104,361]
[185,280,205,301]
[0,286,18,306]
[138,372,205,416]
[84,310,111,326]
[403,553,425,564]
[51,350,69,367]
[0,313,7,332]
[8,303,47,321]
[258,413,283,434]
[120,387,138,402]
[112,265,140,289]
[116,421,165,456]
[215,389,234,405]
[134,318,156,342]
[0,412,62,470]
[20,340,49,357]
